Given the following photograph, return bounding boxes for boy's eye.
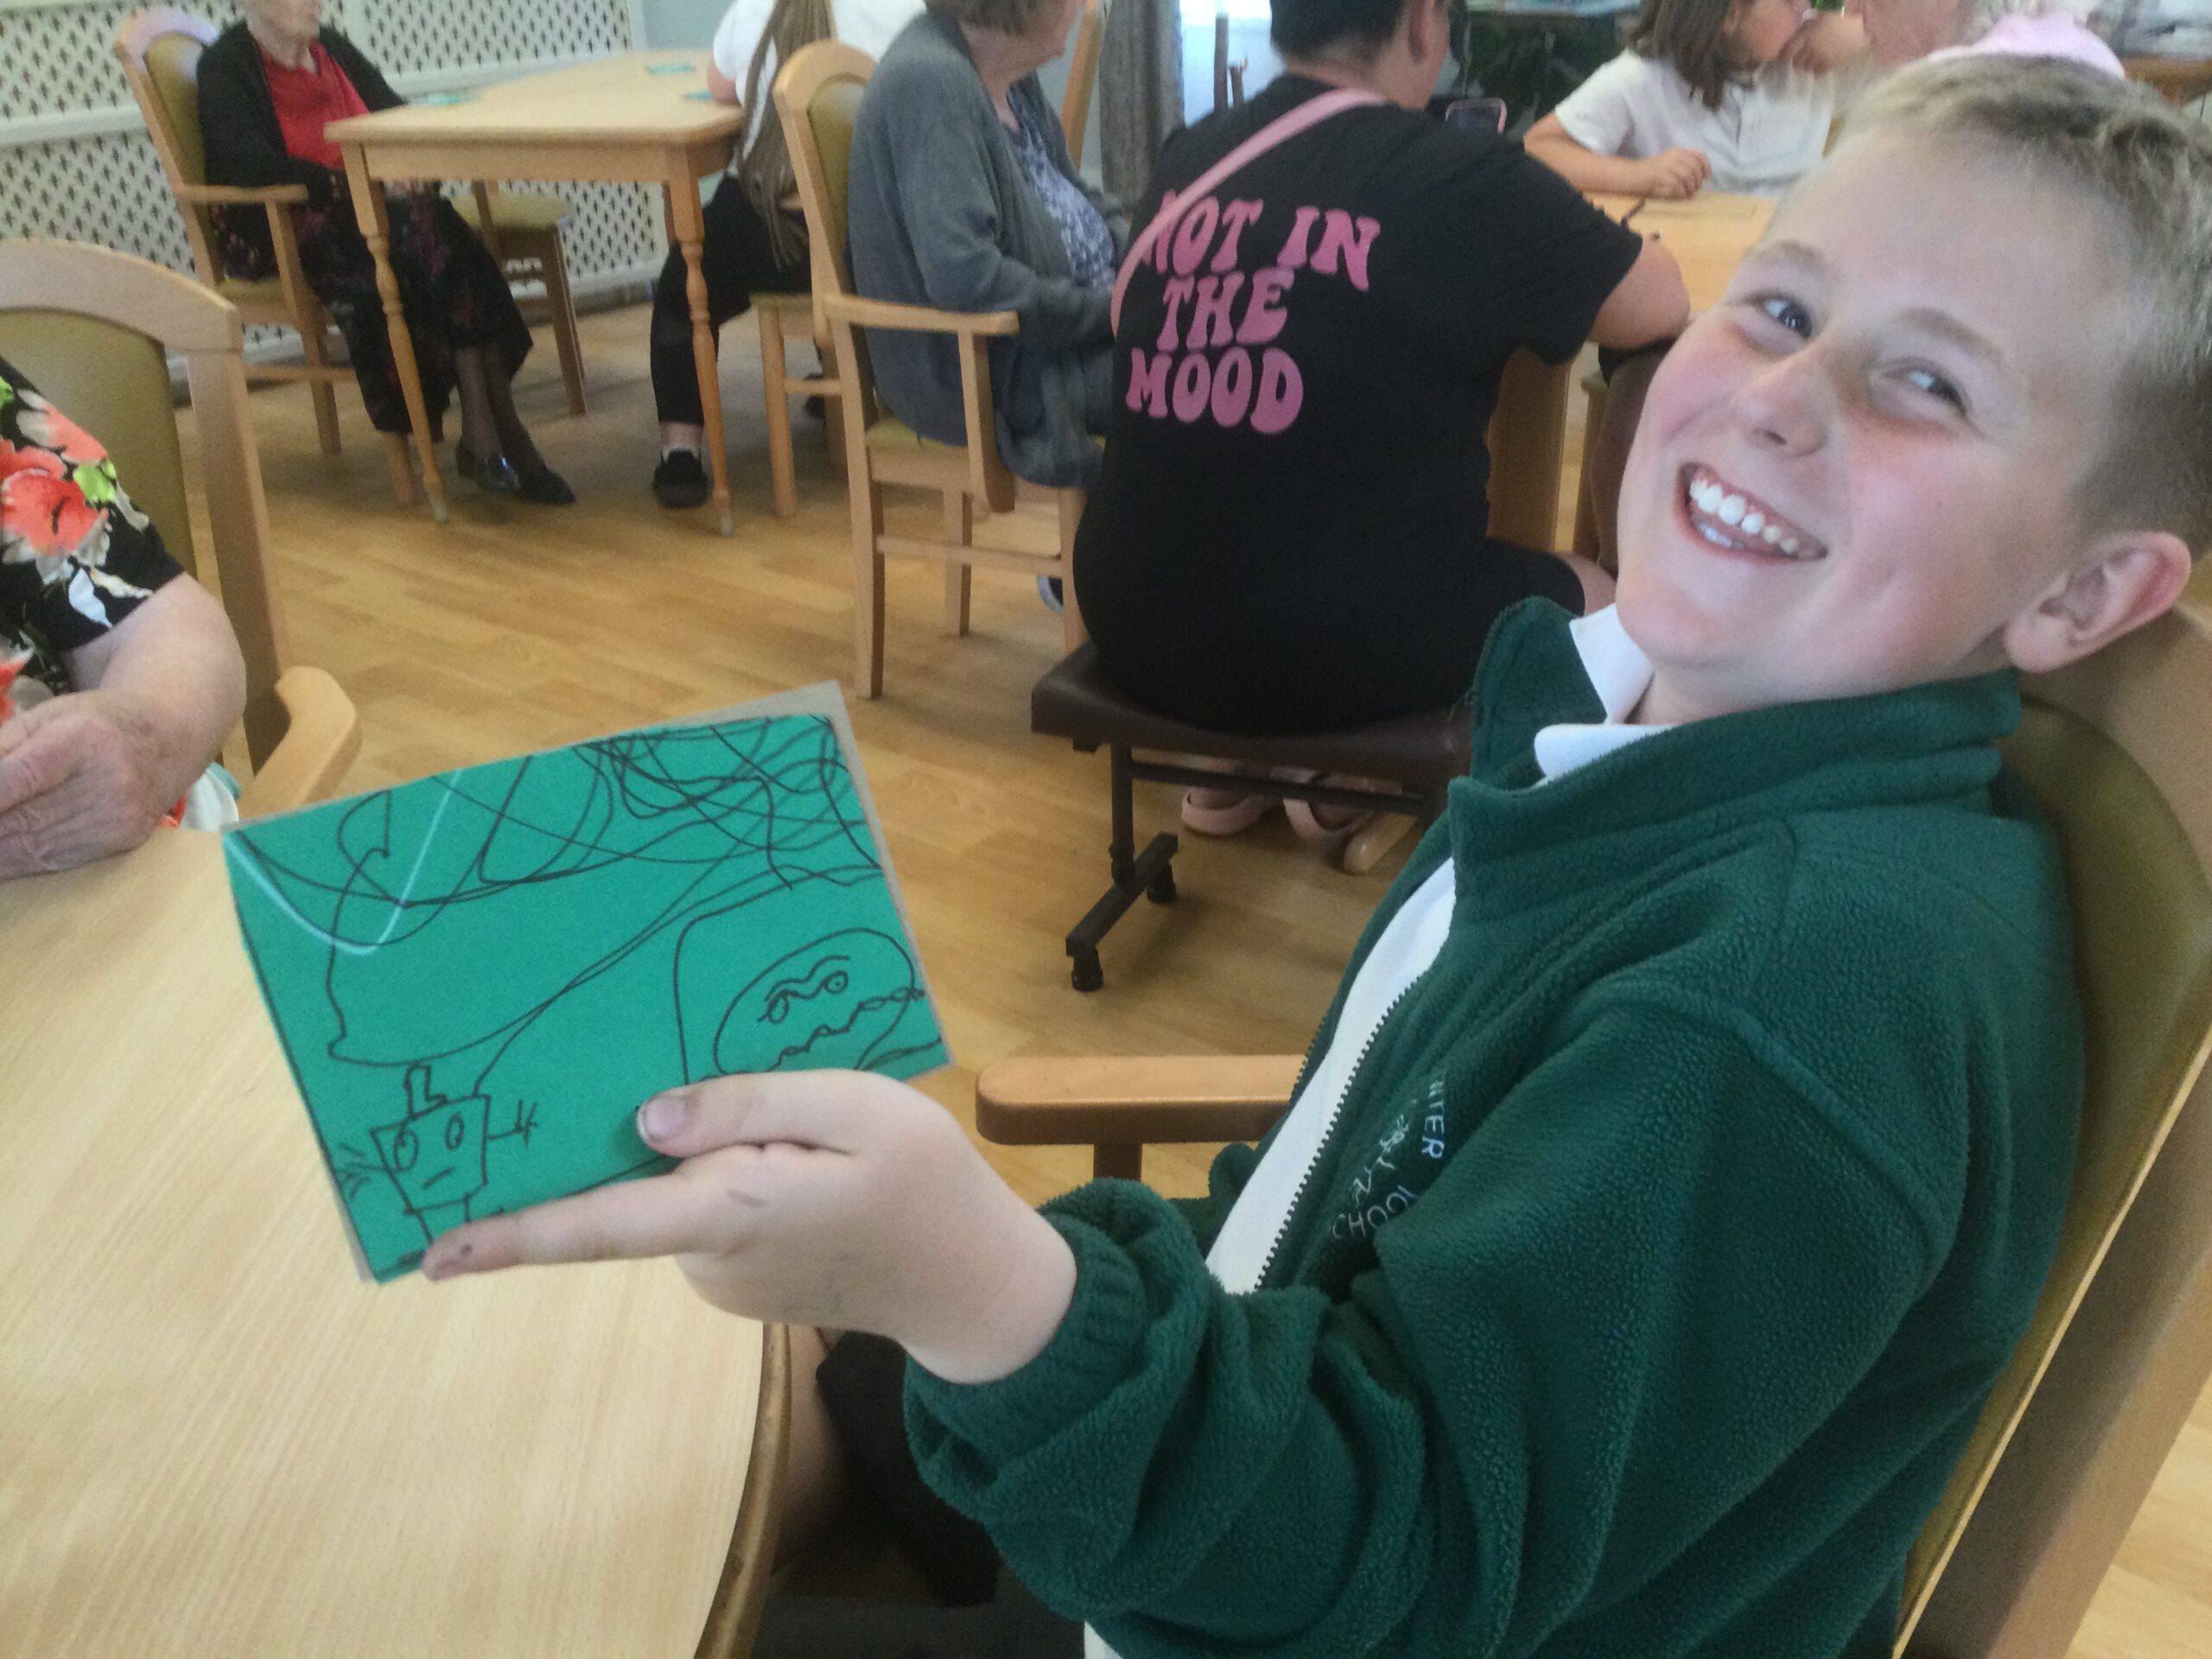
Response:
[1756,294,1813,337]
[1900,366,1967,413]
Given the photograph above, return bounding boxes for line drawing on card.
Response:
[226,710,945,1274]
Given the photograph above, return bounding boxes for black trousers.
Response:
[751,1333,1086,1659]
[649,172,810,427]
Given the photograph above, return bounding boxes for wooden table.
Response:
[331,54,748,534]
[1,829,766,1656]
[1486,188,1775,550]
[2124,54,2212,105]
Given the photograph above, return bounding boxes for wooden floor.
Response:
[183,302,2209,1656]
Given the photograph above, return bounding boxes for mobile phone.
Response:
[1445,96,1508,135]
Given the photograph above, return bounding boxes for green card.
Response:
[224,686,948,1282]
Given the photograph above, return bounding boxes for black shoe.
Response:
[454,439,519,494]
[652,448,711,509]
[517,461,575,506]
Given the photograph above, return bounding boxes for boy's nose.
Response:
[1735,350,1832,458]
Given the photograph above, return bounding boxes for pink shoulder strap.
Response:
[1110,86,1383,334]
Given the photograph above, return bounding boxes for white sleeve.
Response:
[710,0,777,83]
[1552,52,1650,160]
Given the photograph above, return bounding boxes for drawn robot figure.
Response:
[370,1065,493,1242]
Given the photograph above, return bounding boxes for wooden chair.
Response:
[452,182,588,419]
[1062,0,1106,168]
[976,591,2212,1653]
[777,42,1089,699]
[752,0,1105,524]
[0,239,362,816]
[114,9,587,508]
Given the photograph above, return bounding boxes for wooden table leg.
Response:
[668,158,733,537]
[341,143,447,524]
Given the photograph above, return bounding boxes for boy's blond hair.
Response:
[1844,57,2212,559]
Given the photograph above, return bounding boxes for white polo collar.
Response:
[1531,606,1674,780]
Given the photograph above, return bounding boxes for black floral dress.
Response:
[195,23,533,437]
[0,357,182,718]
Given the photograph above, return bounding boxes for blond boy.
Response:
[426,58,2206,1659]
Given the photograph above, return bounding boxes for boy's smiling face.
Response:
[1614,134,2175,725]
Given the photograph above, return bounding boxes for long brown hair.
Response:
[738,0,836,267]
[1626,0,1751,112]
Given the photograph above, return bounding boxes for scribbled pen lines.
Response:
[227,715,939,1266]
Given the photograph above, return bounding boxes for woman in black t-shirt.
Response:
[1073,0,1688,802]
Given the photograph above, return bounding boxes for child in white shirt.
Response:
[647,0,925,508]
[1526,0,1851,197]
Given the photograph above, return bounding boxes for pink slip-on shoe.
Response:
[1180,785,1279,836]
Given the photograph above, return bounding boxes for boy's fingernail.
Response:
[639,1090,690,1142]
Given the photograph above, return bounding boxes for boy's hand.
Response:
[1637,149,1712,200]
[421,1071,1079,1386]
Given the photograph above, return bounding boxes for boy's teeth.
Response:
[1685,467,1819,559]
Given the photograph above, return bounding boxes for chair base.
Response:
[1038,645,1465,990]
[1065,743,1181,993]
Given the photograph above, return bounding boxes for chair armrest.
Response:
[237,666,360,818]
[176,182,312,207]
[822,293,1020,337]
[975,1055,1300,1151]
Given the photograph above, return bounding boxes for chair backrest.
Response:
[1895,592,2212,1656]
[1059,0,1104,168]
[0,240,291,769]
[778,43,872,308]
[779,43,878,427]
[115,10,224,283]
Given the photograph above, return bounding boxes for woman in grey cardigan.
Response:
[848,0,1126,491]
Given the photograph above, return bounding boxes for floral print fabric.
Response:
[0,356,181,711]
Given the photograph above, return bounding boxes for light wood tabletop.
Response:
[1487,189,1774,550]
[0,827,764,1657]
[329,52,749,535]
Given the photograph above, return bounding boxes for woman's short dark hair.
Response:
[1626,0,1748,111]
[1270,0,1413,60]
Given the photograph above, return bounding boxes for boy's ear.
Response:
[2002,531,2196,676]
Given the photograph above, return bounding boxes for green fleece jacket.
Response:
[906,601,2081,1657]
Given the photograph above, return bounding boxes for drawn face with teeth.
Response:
[1612,131,2167,722]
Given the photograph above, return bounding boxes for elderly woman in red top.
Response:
[197,0,572,503]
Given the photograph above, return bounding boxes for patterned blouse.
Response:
[0,356,182,720]
[1007,102,1115,288]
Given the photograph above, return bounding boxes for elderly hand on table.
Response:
[421,1071,1081,1386]
[0,582,245,879]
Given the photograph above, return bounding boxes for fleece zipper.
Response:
[1205,861,1459,1296]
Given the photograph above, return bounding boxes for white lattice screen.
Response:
[0,0,667,351]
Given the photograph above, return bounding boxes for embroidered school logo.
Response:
[1125,194,1380,437]
[1329,1078,1449,1243]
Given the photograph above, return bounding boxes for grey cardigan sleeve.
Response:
[870,61,1110,352]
